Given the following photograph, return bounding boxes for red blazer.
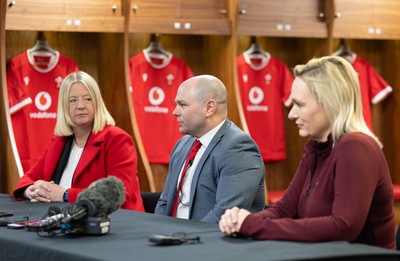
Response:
[13,125,144,211]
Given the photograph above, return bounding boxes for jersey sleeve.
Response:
[366,64,392,104]
[6,60,32,114]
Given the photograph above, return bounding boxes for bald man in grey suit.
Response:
[155,75,265,224]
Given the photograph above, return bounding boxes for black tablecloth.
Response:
[1,194,399,261]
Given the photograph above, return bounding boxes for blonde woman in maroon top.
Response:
[219,56,395,249]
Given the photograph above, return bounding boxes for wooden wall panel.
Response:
[0,0,9,193]
[379,41,399,184]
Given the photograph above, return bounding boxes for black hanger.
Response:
[28,31,57,55]
[245,36,268,57]
[332,39,353,57]
[145,33,169,57]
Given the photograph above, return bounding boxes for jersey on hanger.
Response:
[237,52,293,162]
[129,50,193,164]
[349,54,392,131]
[7,50,78,173]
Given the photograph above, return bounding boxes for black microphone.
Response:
[61,176,126,235]
[39,206,63,231]
[187,159,194,169]
[42,176,125,235]
[40,213,65,231]
[48,206,61,216]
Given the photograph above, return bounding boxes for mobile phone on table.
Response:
[7,220,44,230]
[0,211,13,217]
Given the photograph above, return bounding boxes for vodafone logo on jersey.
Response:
[35,91,52,111]
[247,86,268,112]
[249,87,264,104]
[30,91,57,119]
[149,87,165,106]
[144,86,168,114]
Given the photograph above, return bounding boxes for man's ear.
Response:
[205,99,217,117]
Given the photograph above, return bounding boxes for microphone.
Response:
[63,176,126,235]
[42,176,125,235]
[38,206,63,231]
[75,175,126,218]
[48,206,61,216]
[187,158,197,171]
[40,213,65,231]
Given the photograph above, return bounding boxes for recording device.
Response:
[0,211,13,217]
[0,212,15,226]
[40,176,125,235]
[149,233,201,246]
[149,235,185,245]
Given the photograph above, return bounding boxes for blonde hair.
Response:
[54,71,115,136]
[293,56,382,148]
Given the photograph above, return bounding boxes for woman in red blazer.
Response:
[13,71,144,211]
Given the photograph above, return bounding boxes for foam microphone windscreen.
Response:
[77,176,126,218]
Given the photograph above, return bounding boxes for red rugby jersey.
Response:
[237,52,293,162]
[348,54,392,131]
[7,50,78,172]
[129,50,193,164]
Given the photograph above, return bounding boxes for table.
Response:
[1,194,399,261]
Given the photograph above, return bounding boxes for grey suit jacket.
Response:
[155,119,265,224]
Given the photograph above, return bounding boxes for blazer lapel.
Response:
[168,137,194,209]
[44,136,67,181]
[72,130,104,183]
[188,120,231,211]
